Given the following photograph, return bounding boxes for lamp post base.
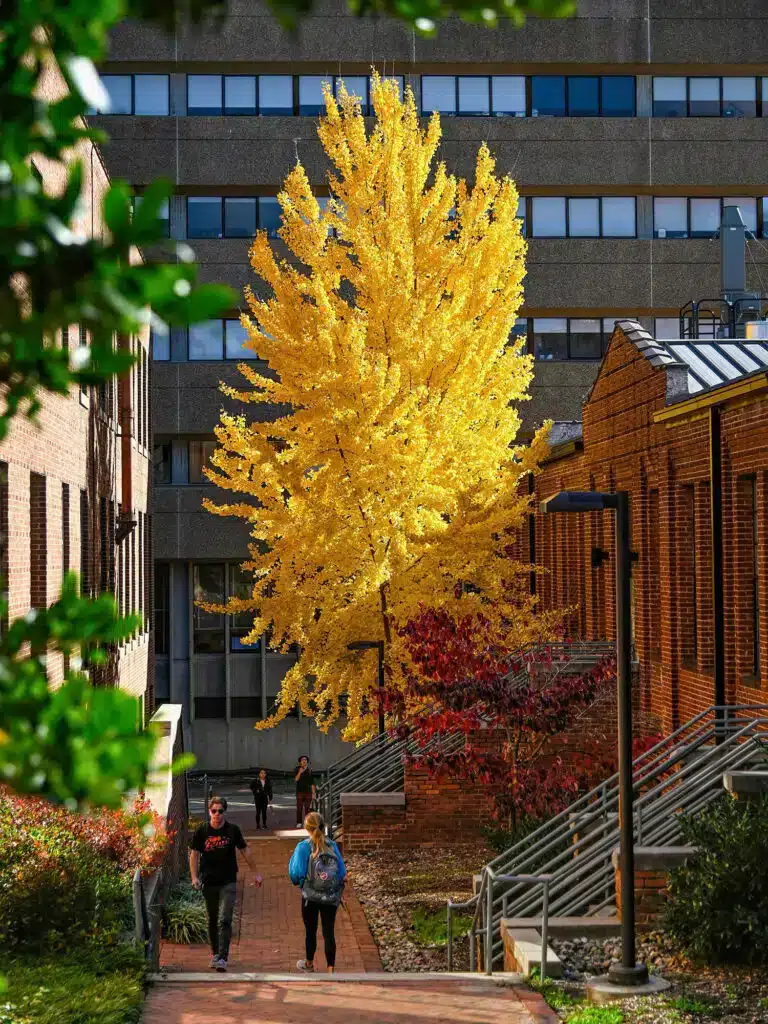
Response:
[607,963,649,986]
[587,969,670,1005]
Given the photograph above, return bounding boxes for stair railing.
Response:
[452,704,768,968]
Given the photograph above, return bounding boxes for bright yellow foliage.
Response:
[202,73,553,740]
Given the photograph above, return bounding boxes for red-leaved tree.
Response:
[384,608,619,831]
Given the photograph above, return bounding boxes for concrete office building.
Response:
[92,0,768,769]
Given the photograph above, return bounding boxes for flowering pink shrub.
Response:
[0,788,173,948]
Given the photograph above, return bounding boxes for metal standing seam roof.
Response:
[615,319,768,398]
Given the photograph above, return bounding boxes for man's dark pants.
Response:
[202,881,237,959]
[296,791,312,825]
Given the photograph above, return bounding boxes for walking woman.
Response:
[288,811,346,973]
[250,768,273,830]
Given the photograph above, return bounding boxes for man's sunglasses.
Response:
[210,808,225,815]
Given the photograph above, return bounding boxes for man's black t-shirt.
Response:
[295,766,314,793]
[191,821,246,886]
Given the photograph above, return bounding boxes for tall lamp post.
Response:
[540,490,648,989]
[347,640,386,736]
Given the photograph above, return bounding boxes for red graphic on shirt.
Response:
[203,835,232,852]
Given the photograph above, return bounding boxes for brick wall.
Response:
[528,325,768,734]
[613,847,695,929]
[342,802,410,854]
[0,53,152,707]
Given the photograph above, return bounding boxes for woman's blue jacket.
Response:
[288,838,347,886]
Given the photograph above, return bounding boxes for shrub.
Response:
[163,885,208,945]
[664,794,768,964]
[0,790,171,949]
[3,943,144,1024]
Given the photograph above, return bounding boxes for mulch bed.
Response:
[346,842,489,972]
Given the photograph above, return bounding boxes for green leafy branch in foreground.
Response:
[0,574,173,809]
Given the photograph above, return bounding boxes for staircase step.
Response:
[502,916,621,938]
[501,925,563,978]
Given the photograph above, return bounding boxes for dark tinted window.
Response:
[568,77,599,116]
[533,318,568,360]
[224,197,257,237]
[531,77,565,117]
[569,319,602,359]
[601,76,635,116]
[259,197,282,238]
[188,197,222,239]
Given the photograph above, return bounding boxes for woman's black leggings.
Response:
[254,799,268,827]
[301,899,338,967]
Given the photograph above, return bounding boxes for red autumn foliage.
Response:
[384,608,621,828]
[0,786,173,874]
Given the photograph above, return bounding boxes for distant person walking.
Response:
[294,755,315,827]
[289,811,346,973]
[190,795,262,972]
[250,768,273,830]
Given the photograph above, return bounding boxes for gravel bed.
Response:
[548,933,768,1022]
[346,843,488,973]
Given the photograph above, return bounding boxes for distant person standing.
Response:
[250,768,273,830]
[190,795,262,972]
[295,755,315,828]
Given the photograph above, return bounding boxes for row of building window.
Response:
[150,316,740,364]
[151,319,256,361]
[94,73,768,119]
[155,194,767,242]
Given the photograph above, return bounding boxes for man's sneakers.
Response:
[296,959,315,973]
[210,955,228,972]
[210,954,219,970]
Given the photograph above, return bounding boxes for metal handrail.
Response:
[465,704,768,967]
[448,868,551,979]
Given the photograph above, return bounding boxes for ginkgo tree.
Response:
[202,73,554,740]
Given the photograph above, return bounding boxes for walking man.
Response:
[190,795,262,971]
[295,755,315,828]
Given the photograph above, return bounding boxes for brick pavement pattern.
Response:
[162,803,381,974]
[144,978,559,1024]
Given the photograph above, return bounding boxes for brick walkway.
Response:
[153,796,556,1024]
[162,801,381,974]
[144,977,559,1024]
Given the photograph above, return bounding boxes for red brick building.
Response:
[0,58,152,713]
[528,319,768,734]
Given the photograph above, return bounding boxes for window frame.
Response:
[187,74,224,115]
[654,196,763,239]
[183,319,263,361]
[653,76,760,117]
[521,316,624,361]
[223,74,258,115]
[132,73,171,116]
[529,196,637,238]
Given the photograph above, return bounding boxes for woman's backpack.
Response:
[302,846,343,906]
